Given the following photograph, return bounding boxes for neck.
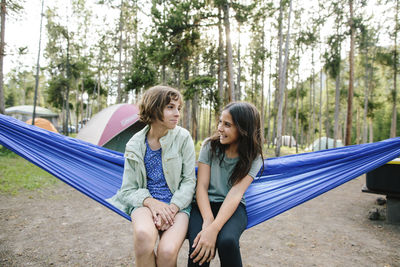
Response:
[225,143,239,158]
[148,123,169,140]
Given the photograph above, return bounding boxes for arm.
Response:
[191,174,253,265]
[108,156,152,215]
[196,162,214,227]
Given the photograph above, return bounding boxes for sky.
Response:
[4,0,394,89]
[4,0,120,74]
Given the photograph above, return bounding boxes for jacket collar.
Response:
[125,124,180,155]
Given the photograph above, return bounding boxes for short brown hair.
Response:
[139,85,183,125]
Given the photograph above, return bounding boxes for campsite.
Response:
[1,0,400,266]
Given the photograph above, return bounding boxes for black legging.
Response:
[187,202,248,267]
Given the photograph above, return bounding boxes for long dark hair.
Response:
[208,102,264,185]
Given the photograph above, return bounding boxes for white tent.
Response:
[306,137,344,151]
[274,135,297,147]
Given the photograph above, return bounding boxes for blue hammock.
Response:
[1,114,399,228]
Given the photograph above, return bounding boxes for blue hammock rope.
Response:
[1,114,400,228]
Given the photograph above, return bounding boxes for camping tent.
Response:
[25,118,58,133]
[76,104,145,153]
[5,105,59,126]
[306,137,344,151]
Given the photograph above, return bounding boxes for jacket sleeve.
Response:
[170,133,196,210]
[107,154,151,215]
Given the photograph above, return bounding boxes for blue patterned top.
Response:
[144,138,173,203]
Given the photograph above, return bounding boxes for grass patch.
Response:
[0,147,59,195]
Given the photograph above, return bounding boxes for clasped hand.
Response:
[144,198,179,231]
[190,223,219,265]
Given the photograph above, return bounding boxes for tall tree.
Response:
[0,0,6,114]
[345,0,355,145]
[32,0,45,124]
[275,0,293,157]
[221,0,235,102]
[0,0,22,114]
[389,0,399,138]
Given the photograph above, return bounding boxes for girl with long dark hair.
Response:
[188,102,264,267]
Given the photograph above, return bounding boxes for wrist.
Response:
[203,217,214,225]
[210,221,222,232]
[170,203,179,214]
[143,197,154,207]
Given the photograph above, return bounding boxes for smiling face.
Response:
[218,109,239,146]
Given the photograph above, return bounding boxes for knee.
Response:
[217,235,239,253]
[133,228,156,256]
[157,243,179,263]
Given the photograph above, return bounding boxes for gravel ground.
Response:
[1,175,399,267]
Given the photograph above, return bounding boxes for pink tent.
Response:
[77,104,145,152]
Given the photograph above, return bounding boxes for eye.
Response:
[177,106,182,111]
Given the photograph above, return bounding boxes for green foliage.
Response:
[5,92,16,107]
[126,43,157,93]
[46,76,69,109]
[183,75,216,100]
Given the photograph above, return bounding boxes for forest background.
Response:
[0,0,398,157]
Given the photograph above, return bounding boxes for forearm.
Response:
[210,175,253,231]
[210,188,243,231]
[196,185,214,223]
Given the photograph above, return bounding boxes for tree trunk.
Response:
[183,62,191,130]
[267,35,273,148]
[237,24,241,101]
[390,0,398,138]
[311,49,315,150]
[223,1,234,102]
[192,93,198,142]
[325,72,329,149]
[261,20,265,143]
[64,35,71,136]
[218,7,224,109]
[345,0,355,145]
[295,75,300,153]
[319,70,323,149]
[116,0,124,103]
[369,118,373,143]
[80,80,84,130]
[362,49,369,143]
[275,0,293,157]
[32,0,45,123]
[0,0,5,114]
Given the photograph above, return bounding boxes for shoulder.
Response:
[168,126,193,145]
[125,125,149,152]
[173,126,191,139]
[201,138,211,148]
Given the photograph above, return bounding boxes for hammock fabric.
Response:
[1,114,400,228]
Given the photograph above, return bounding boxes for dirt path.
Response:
[1,175,399,267]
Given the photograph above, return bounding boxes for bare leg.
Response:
[156,212,189,267]
[131,207,159,267]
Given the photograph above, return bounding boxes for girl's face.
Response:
[158,99,181,129]
[218,110,239,145]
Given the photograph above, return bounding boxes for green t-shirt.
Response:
[198,140,263,205]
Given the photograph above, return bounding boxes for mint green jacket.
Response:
[107,125,196,216]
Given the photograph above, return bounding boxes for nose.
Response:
[217,123,223,132]
[174,108,180,117]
